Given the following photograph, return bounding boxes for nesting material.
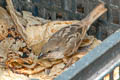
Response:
[0,7,14,40]
[0,2,101,79]
[1,37,101,80]
[0,21,9,40]
[0,0,112,80]
[6,0,81,55]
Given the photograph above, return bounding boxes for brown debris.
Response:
[0,38,15,62]
[0,21,9,40]
[4,38,101,78]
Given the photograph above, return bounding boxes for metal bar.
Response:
[118,0,120,24]
[43,8,47,19]
[62,0,69,20]
[34,1,83,20]
[96,21,103,40]
[51,11,56,20]
[61,0,65,9]
[55,29,120,80]
[50,0,56,20]
[60,0,66,19]
[106,0,113,23]
[84,0,90,16]
[71,0,77,13]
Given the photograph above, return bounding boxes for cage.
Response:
[1,0,119,40]
[0,0,120,80]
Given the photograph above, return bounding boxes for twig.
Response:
[6,0,27,41]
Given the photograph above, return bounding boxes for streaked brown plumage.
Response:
[38,3,107,60]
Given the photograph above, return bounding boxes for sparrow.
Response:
[38,3,107,60]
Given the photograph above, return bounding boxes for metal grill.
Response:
[1,0,120,80]
[32,0,83,20]
[32,0,120,80]
[9,0,120,40]
[55,29,120,80]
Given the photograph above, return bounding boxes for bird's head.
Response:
[38,39,64,60]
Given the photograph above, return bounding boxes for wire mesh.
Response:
[0,0,120,80]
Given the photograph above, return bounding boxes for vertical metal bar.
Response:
[43,8,47,19]
[63,0,69,10]
[106,0,113,23]
[50,0,56,20]
[51,11,56,20]
[32,5,38,16]
[61,0,69,20]
[61,0,65,9]
[96,23,103,40]
[60,0,64,20]
[66,0,77,19]
[71,0,77,13]
[118,1,120,24]
[84,0,90,16]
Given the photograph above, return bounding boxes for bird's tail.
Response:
[74,2,107,53]
[81,2,107,30]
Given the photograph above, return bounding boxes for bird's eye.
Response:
[47,51,51,53]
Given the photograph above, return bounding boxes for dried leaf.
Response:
[38,60,52,67]
[0,69,28,80]
[49,63,65,76]
[0,21,9,40]
[73,37,101,59]
[0,6,13,40]
[22,11,50,26]
[10,40,26,51]
[0,7,14,27]
[80,36,95,47]
[0,38,15,62]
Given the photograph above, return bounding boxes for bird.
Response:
[38,3,107,61]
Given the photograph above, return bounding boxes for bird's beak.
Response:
[38,52,44,59]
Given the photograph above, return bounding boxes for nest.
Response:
[0,0,117,80]
[0,6,101,80]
